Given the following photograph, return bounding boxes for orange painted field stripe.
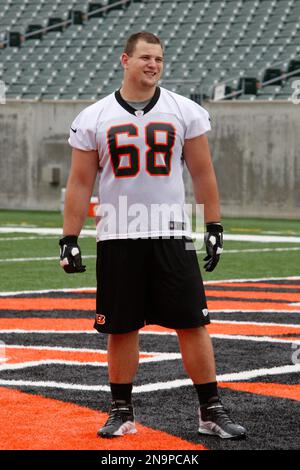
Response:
[0,319,173,333]
[208,282,300,290]
[0,318,299,336]
[207,300,298,311]
[207,323,300,336]
[143,323,300,337]
[0,298,95,311]
[0,387,206,450]
[0,318,93,331]
[70,289,96,294]
[1,290,299,313]
[207,290,300,302]
[4,347,152,364]
[219,382,300,401]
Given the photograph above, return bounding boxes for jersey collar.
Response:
[115,87,161,116]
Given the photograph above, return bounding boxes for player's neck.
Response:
[119,84,157,102]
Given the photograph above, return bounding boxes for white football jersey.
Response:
[68,87,211,241]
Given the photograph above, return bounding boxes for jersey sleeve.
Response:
[68,107,98,151]
[183,101,211,139]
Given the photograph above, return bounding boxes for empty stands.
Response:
[0,0,299,101]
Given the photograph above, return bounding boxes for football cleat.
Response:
[97,400,137,438]
[198,397,246,439]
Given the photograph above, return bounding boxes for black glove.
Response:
[203,223,223,272]
[59,235,86,274]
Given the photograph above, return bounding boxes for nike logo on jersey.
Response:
[71,127,77,133]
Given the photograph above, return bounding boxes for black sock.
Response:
[194,382,219,407]
[110,383,133,404]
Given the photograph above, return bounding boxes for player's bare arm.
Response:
[184,134,223,272]
[183,134,221,224]
[63,148,99,236]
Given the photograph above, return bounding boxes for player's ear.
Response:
[121,53,129,69]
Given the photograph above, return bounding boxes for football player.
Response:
[60,32,246,440]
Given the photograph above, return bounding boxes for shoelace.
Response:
[105,406,130,426]
[206,404,233,426]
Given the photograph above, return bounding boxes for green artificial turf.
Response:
[0,210,299,291]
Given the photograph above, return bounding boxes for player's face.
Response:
[122,40,164,88]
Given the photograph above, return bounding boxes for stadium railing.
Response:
[212,55,300,101]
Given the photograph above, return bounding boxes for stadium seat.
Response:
[1,0,297,101]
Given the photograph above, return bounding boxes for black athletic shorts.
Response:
[94,237,210,334]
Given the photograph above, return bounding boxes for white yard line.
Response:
[205,275,300,284]
[218,247,300,253]
[0,228,95,236]
[0,363,299,392]
[223,235,300,243]
[0,287,97,296]
[0,236,58,241]
[0,360,110,370]
[134,364,300,393]
[218,364,300,383]
[0,255,96,263]
[1,337,299,371]
[211,319,300,328]
[0,378,110,392]
[1,226,300,243]
[1,247,300,263]
[0,353,182,370]
[210,334,300,344]
[4,344,107,353]
[210,309,300,313]
[0,329,97,334]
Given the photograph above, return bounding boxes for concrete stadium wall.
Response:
[0,100,299,218]
[205,101,300,219]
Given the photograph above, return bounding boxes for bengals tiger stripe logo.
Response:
[95,314,106,325]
